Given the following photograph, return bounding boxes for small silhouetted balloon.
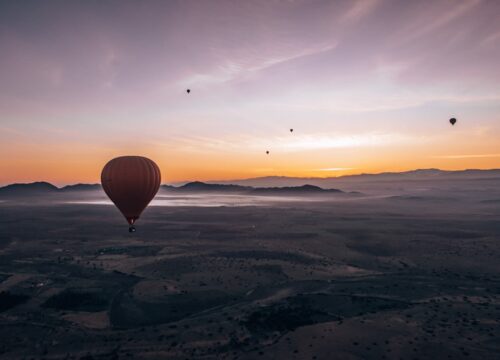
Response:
[449,118,456,125]
[186,89,190,94]
[101,156,161,227]
[290,129,293,132]
[266,151,269,155]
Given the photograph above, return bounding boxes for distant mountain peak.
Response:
[182,181,211,188]
[250,184,343,195]
[176,181,250,192]
[60,183,101,191]
[1,181,58,190]
[0,181,59,197]
[205,168,500,187]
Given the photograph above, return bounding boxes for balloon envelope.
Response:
[450,118,457,125]
[101,156,161,225]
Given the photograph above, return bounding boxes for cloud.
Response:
[169,132,422,154]
[277,133,410,151]
[315,167,356,171]
[181,42,337,87]
[431,154,500,159]
[399,0,481,44]
[2,0,500,111]
[340,0,381,24]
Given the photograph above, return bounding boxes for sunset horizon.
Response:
[3,165,500,188]
[1,0,499,185]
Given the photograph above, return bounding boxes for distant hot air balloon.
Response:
[186,89,191,94]
[290,129,293,133]
[266,151,269,155]
[101,156,161,232]
[449,118,457,126]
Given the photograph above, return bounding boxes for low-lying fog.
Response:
[65,193,385,207]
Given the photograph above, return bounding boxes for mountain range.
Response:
[207,168,500,187]
[0,181,343,198]
[1,169,499,198]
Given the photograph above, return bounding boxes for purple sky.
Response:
[1,0,499,184]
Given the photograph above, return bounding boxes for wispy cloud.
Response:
[169,132,421,154]
[182,43,337,87]
[277,133,410,151]
[340,0,381,25]
[315,167,355,171]
[282,90,500,114]
[431,154,500,159]
[400,0,481,43]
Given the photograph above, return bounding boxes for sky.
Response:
[1,0,499,185]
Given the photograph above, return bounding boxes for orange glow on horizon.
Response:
[2,143,499,186]
[2,1,500,187]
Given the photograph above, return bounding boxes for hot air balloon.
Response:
[290,129,293,133]
[449,118,457,125]
[266,151,269,155]
[101,156,161,232]
[186,89,191,94]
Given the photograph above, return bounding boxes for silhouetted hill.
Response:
[250,184,343,195]
[338,168,500,180]
[162,182,343,195]
[210,169,500,187]
[173,181,251,193]
[0,182,59,197]
[60,184,102,191]
[2,169,499,199]
[157,182,344,195]
[0,181,345,198]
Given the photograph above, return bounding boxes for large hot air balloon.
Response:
[101,156,161,232]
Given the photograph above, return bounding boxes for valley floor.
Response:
[0,192,499,359]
